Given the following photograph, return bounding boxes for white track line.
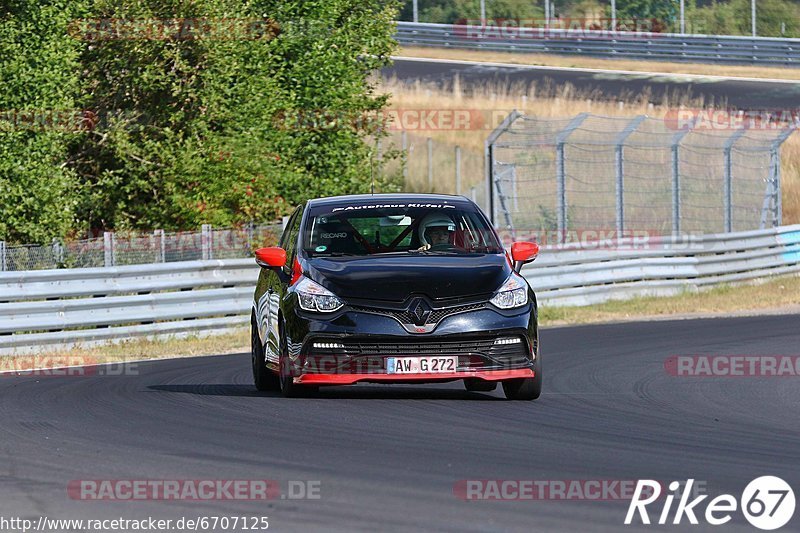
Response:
[392,55,800,85]
[0,352,234,375]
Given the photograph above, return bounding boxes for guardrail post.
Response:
[455,145,462,195]
[0,241,6,271]
[103,231,114,267]
[723,127,747,232]
[201,224,213,260]
[153,230,165,263]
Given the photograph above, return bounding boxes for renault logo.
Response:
[409,299,432,326]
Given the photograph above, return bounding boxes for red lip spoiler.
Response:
[294,368,534,385]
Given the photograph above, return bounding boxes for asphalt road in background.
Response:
[2,315,799,531]
[385,57,800,109]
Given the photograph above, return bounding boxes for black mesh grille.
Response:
[305,336,531,372]
[349,302,486,326]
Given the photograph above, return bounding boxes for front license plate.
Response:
[386,356,458,374]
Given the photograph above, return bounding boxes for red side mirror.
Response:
[511,241,539,263]
[255,247,287,268]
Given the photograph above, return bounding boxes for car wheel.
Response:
[278,322,317,398]
[252,315,279,391]
[502,356,542,401]
[463,378,497,392]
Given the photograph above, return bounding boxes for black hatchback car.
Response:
[251,194,541,400]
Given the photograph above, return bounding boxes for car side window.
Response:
[282,206,303,272]
[279,208,300,250]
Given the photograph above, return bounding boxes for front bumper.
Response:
[283,297,538,386]
[294,368,535,386]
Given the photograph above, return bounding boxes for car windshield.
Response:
[302,203,503,257]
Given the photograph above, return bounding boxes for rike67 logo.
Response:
[626,477,795,530]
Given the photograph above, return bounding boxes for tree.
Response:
[0,0,85,243]
[1,0,401,241]
[69,0,401,232]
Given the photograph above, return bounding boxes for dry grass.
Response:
[381,77,800,224]
[540,274,800,325]
[0,329,248,373]
[398,46,800,81]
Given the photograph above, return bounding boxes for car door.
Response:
[264,206,303,362]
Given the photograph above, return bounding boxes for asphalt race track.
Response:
[386,57,800,109]
[1,314,799,532]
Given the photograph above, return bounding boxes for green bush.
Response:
[0,0,85,243]
[1,0,401,243]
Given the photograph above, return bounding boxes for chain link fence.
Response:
[488,112,796,242]
[0,223,282,272]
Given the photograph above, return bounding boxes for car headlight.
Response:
[295,277,344,313]
[490,274,529,309]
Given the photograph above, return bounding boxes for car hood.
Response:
[305,254,511,303]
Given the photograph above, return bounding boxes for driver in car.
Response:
[416,213,456,251]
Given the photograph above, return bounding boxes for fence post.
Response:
[427,137,433,190]
[103,231,114,267]
[671,145,681,235]
[553,113,589,243]
[52,239,64,267]
[614,116,645,238]
[401,131,409,183]
[769,124,796,227]
[0,241,6,271]
[153,229,165,263]
[201,224,213,260]
[511,164,518,212]
[455,145,462,195]
[485,110,523,226]
[775,150,783,227]
[246,221,255,251]
[723,127,747,233]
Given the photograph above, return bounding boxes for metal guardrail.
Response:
[1,225,799,354]
[0,259,258,354]
[523,224,800,306]
[395,21,800,66]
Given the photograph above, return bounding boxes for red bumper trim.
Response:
[294,368,535,386]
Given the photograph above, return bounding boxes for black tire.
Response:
[502,356,542,401]
[252,314,279,392]
[278,321,317,398]
[463,378,497,392]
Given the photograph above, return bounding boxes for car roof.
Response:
[306,193,475,209]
